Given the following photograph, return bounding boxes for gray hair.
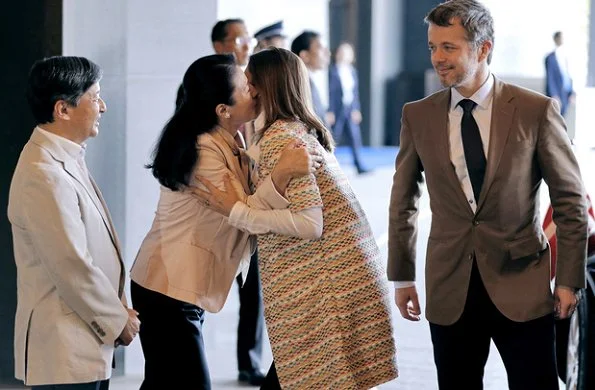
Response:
[425,0,495,64]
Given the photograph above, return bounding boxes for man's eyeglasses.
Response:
[224,36,256,48]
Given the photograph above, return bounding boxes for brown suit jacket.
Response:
[388,78,588,325]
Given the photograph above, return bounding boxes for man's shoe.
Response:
[238,370,265,386]
[356,166,373,175]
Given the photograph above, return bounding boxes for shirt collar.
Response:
[450,73,494,112]
[36,126,85,161]
[214,126,243,152]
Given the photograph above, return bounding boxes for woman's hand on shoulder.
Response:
[190,173,241,217]
[277,139,323,179]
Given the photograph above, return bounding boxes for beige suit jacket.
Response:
[131,128,265,313]
[388,79,588,325]
[7,128,128,385]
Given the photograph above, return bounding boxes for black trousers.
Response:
[332,105,364,170]
[261,362,282,389]
[131,281,210,390]
[236,250,265,373]
[32,381,109,390]
[429,261,559,390]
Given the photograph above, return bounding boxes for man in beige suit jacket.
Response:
[388,1,587,389]
[7,56,139,389]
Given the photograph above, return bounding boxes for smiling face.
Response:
[428,18,491,96]
[65,82,106,143]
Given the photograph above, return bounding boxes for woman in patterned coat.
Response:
[194,47,398,389]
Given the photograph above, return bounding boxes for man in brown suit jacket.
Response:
[388,1,587,389]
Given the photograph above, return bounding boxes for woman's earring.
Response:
[224,113,231,119]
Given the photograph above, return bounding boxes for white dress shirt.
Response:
[337,64,355,106]
[395,74,495,289]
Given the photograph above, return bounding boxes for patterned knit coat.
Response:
[254,119,398,389]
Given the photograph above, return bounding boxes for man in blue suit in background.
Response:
[545,31,574,117]
[329,42,370,174]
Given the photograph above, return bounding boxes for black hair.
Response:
[290,31,320,56]
[147,54,237,191]
[211,18,245,43]
[26,56,102,124]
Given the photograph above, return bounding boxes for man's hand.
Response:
[117,307,140,346]
[325,112,335,127]
[351,110,362,125]
[192,174,239,217]
[395,286,421,321]
[554,285,579,319]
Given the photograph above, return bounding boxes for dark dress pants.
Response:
[32,381,109,390]
[332,105,364,171]
[131,281,210,390]
[236,249,265,374]
[429,261,559,390]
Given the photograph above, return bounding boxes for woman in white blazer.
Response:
[129,54,318,390]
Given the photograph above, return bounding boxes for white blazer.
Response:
[7,128,129,386]
[130,128,257,313]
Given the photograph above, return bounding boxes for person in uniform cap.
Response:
[254,20,287,53]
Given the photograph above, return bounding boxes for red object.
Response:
[543,194,595,279]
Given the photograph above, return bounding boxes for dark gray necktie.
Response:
[458,99,486,201]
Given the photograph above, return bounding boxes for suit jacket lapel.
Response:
[430,90,475,214]
[211,130,252,195]
[31,130,124,269]
[476,79,515,212]
[62,159,123,254]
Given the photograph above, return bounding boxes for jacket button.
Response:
[468,254,473,260]
[473,220,479,226]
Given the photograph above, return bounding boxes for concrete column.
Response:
[62,0,218,374]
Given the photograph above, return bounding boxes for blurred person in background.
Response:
[328,42,371,174]
[291,30,332,128]
[545,31,575,118]
[253,20,287,53]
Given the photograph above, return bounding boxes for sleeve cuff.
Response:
[228,201,247,229]
[260,176,290,209]
[393,281,415,289]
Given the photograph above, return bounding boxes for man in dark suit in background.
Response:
[291,31,331,127]
[389,1,587,389]
[211,19,265,386]
[329,42,370,174]
[545,31,575,117]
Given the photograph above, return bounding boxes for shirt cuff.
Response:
[394,281,415,289]
[228,201,248,229]
[259,175,290,209]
